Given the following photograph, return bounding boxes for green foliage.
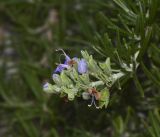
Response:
[0,0,160,137]
[143,110,160,137]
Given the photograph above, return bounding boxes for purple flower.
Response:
[54,49,77,73]
[64,55,71,64]
[72,57,78,62]
[54,49,71,73]
[78,59,88,74]
[54,64,69,73]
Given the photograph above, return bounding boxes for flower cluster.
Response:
[43,49,125,109]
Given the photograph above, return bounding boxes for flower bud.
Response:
[78,59,88,74]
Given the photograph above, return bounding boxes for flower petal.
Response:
[54,64,70,73]
[78,59,88,74]
[72,57,78,62]
[65,55,71,63]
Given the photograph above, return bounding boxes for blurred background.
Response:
[0,0,160,137]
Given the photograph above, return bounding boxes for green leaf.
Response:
[43,84,61,94]
[133,73,144,97]
[138,27,152,61]
[79,74,90,85]
[62,87,77,101]
[60,71,73,86]
[141,62,160,88]
[151,112,160,136]
[99,88,110,108]
[16,113,39,137]
[52,74,62,86]
[147,111,160,137]
[113,0,136,19]
[113,116,124,135]
[99,58,112,75]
